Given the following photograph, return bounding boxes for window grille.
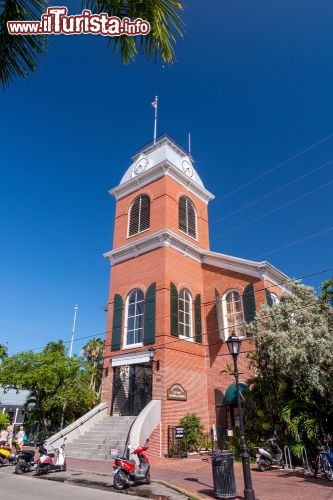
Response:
[178,196,197,239]
[128,195,150,237]
[224,290,245,338]
[125,289,144,345]
[178,288,192,338]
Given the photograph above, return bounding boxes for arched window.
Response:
[125,289,145,346]
[178,196,197,239]
[222,290,245,339]
[178,288,193,339]
[128,195,150,237]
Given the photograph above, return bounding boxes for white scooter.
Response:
[256,437,284,471]
[35,438,67,475]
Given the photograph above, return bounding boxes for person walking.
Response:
[6,422,14,452]
[16,425,26,446]
[0,426,8,445]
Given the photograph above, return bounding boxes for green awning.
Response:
[224,383,248,405]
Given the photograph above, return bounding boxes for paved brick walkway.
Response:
[67,455,333,500]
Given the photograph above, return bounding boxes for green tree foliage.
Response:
[0,412,9,428]
[81,337,104,394]
[0,343,7,361]
[247,282,333,449]
[179,412,207,452]
[0,341,97,432]
[0,0,184,88]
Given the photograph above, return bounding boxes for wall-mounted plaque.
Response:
[167,383,187,401]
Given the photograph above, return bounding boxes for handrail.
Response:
[122,417,137,459]
[46,402,107,445]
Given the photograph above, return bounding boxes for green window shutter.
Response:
[215,289,224,340]
[243,284,256,323]
[194,294,202,343]
[111,294,123,350]
[170,282,179,337]
[265,288,273,307]
[144,283,156,345]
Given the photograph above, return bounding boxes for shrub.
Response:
[179,413,207,452]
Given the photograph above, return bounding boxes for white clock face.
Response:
[134,157,149,174]
[181,159,193,177]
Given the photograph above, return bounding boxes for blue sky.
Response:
[1,0,332,356]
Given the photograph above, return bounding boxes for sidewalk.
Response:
[63,455,333,500]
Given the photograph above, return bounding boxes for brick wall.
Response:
[112,176,210,250]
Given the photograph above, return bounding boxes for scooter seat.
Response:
[128,459,136,465]
[46,453,55,458]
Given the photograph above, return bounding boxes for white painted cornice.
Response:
[203,251,291,292]
[103,229,203,265]
[103,229,291,291]
[110,161,214,204]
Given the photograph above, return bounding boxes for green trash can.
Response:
[212,451,236,499]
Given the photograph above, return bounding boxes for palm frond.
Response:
[83,0,184,64]
[0,0,48,88]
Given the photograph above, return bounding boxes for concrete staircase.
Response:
[65,415,136,461]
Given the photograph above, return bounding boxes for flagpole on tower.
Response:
[152,96,158,143]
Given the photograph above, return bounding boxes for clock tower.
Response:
[102,134,215,454]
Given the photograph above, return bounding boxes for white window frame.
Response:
[123,289,144,348]
[178,196,198,240]
[127,194,150,238]
[271,293,279,306]
[178,288,193,341]
[221,289,246,341]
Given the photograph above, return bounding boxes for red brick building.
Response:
[101,134,289,456]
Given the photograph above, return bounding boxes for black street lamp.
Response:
[226,335,255,500]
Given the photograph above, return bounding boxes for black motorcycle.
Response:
[14,442,46,474]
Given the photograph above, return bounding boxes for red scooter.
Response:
[113,441,151,490]
[35,438,67,475]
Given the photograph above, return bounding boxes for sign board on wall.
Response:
[175,426,186,439]
[167,383,187,401]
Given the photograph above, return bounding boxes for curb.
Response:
[154,479,203,500]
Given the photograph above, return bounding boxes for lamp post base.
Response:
[244,488,255,500]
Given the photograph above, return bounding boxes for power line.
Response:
[218,178,333,238]
[254,227,333,259]
[210,159,333,226]
[215,131,333,202]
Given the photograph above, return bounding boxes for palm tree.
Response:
[81,337,104,393]
[0,0,184,88]
[320,278,333,307]
[0,343,8,362]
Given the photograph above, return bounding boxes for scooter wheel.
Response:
[146,472,151,485]
[35,465,48,475]
[15,463,27,474]
[258,459,269,472]
[113,471,127,490]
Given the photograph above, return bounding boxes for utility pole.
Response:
[60,304,78,430]
[69,304,78,359]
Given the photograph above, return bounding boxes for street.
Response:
[0,467,144,500]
